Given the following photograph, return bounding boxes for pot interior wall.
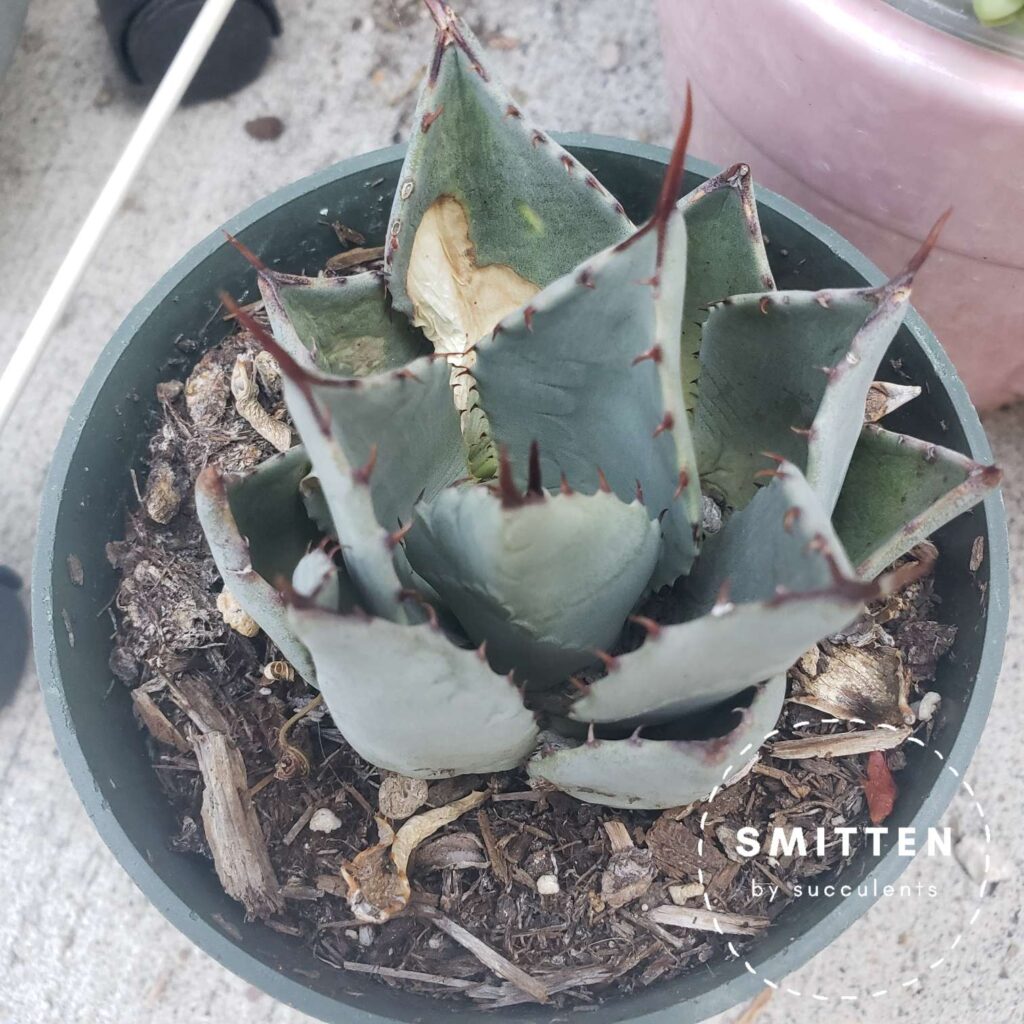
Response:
[38,144,995,1024]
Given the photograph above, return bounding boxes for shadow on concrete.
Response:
[0,565,29,711]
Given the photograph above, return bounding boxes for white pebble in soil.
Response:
[308,808,343,834]
[536,874,560,896]
[915,691,942,723]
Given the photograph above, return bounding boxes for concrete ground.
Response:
[0,1,1019,1022]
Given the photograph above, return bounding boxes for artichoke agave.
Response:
[196,0,1000,811]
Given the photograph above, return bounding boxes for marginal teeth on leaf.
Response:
[497,446,524,507]
[628,615,661,639]
[712,580,733,616]
[387,520,415,549]
[353,444,378,485]
[631,344,662,366]
[421,105,444,132]
[398,589,440,629]
[653,412,674,438]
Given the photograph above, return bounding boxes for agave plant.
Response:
[196,0,1000,811]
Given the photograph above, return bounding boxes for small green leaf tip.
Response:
[193,3,1000,807]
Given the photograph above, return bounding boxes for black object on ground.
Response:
[96,0,281,103]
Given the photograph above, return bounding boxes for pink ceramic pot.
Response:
[656,0,1024,411]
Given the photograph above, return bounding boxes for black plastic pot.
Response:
[96,0,280,102]
[33,137,1008,1023]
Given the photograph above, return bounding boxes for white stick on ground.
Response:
[0,0,238,433]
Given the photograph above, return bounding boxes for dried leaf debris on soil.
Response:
[104,240,965,1008]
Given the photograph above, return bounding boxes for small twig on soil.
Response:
[131,684,189,753]
[622,910,686,950]
[647,905,768,937]
[771,726,910,760]
[343,781,375,818]
[490,790,547,802]
[340,961,480,990]
[477,808,509,886]
[221,297,264,322]
[417,907,551,1004]
[471,964,618,1008]
[751,762,811,799]
[325,246,386,273]
[277,694,323,770]
[283,803,319,846]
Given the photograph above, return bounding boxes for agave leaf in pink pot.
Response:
[657,0,1024,411]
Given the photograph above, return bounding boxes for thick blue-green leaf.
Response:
[530,676,786,810]
[288,603,539,778]
[196,447,318,679]
[472,126,702,587]
[573,463,884,726]
[695,285,908,511]
[386,1,631,340]
[695,221,948,512]
[679,163,774,411]
[258,269,430,377]
[226,300,463,622]
[835,424,1001,578]
[404,480,659,686]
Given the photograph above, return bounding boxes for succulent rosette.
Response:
[196,1,1000,809]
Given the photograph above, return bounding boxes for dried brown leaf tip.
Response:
[864,380,921,423]
[790,641,915,728]
[231,355,292,453]
[342,790,489,923]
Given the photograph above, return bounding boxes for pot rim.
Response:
[32,134,1009,1024]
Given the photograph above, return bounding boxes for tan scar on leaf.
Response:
[407,195,539,474]
[407,195,539,357]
